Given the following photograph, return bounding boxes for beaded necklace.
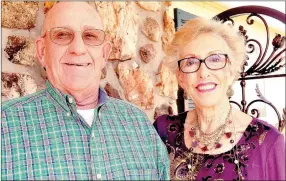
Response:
[188,106,233,152]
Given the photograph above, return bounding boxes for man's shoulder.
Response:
[103,97,152,125]
[105,97,146,114]
[2,89,46,112]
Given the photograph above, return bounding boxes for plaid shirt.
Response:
[1,81,170,180]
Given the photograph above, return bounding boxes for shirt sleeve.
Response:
[131,107,170,180]
[157,137,170,180]
[265,134,285,180]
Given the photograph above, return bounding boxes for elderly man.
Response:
[1,2,169,180]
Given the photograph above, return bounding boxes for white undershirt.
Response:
[77,109,95,126]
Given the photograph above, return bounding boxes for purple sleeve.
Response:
[265,134,285,180]
[153,115,169,143]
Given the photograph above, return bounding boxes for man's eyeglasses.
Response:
[42,27,105,46]
[178,53,229,73]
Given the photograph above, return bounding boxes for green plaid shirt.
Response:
[1,81,170,180]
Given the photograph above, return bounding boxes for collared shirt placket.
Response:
[90,104,107,180]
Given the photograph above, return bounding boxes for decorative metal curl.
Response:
[222,17,235,26]
[281,109,286,132]
[255,84,270,104]
[245,99,282,126]
[230,100,242,111]
[244,39,263,72]
[250,108,260,118]
[246,15,255,25]
[260,49,286,74]
[245,14,270,74]
[244,85,282,129]
[246,41,257,54]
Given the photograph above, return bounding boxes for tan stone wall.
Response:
[1,1,178,122]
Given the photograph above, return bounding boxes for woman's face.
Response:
[177,33,234,108]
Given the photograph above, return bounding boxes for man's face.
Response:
[36,2,111,95]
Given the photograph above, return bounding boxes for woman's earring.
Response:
[227,85,234,98]
[183,91,189,100]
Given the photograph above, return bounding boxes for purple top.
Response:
[154,112,285,180]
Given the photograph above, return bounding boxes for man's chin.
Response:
[58,81,90,93]
[64,85,89,92]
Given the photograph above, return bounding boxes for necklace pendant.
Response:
[225,132,232,138]
[201,146,208,152]
[189,130,195,137]
[239,175,245,180]
[238,168,244,180]
[215,143,222,149]
[192,141,198,148]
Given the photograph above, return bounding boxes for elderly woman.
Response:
[154,17,285,180]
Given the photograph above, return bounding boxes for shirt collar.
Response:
[46,80,109,112]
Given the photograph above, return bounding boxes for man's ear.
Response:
[35,37,46,67]
[102,41,112,66]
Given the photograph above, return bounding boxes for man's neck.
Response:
[57,85,100,110]
[72,90,99,110]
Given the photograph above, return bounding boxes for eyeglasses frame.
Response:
[41,27,106,46]
[177,53,230,73]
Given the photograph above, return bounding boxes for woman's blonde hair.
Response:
[165,17,247,81]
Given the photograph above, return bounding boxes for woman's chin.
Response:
[193,98,222,108]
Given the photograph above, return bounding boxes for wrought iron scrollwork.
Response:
[281,109,286,132]
[245,84,281,120]
[213,6,286,132]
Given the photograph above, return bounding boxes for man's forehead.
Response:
[46,2,97,14]
[43,2,103,30]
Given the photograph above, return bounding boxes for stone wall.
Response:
[1,1,178,122]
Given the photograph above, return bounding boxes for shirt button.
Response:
[91,132,95,138]
[66,112,70,117]
[96,173,101,179]
[68,97,73,103]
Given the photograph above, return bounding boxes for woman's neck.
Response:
[195,99,231,134]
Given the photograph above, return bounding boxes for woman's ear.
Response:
[35,37,46,67]
[227,69,236,86]
[176,70,185,90]
[226,54,237,85]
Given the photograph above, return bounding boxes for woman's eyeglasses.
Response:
[178,54,229,73]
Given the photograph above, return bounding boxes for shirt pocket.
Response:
[106,168,160,180]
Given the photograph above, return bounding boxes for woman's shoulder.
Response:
[153,111,188,140]
[233,108,282,144]
[253,118,281,136]
[154,111,188,128]
[247,117,284,147]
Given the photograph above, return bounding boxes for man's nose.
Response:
[68,32,86,55]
